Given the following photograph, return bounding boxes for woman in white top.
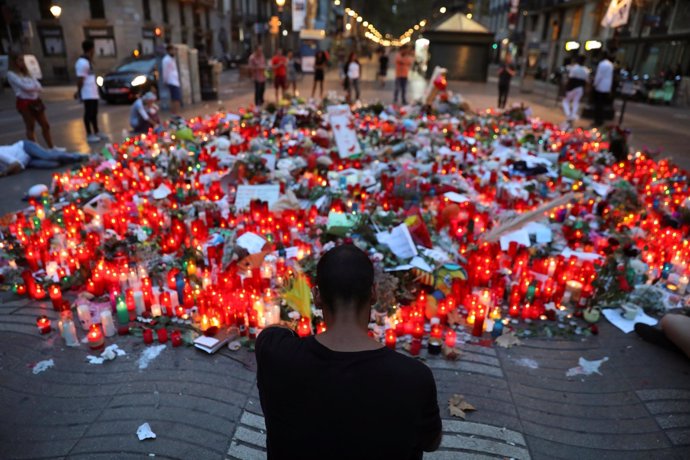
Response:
[7,53,56,149]
[345,52,361,102]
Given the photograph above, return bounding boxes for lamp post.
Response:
[275,0,286,50]
[50,2,69,82]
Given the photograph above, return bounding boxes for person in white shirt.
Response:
[130,92,159,134]
[592,52,614,127]
[0,141,83,177]
[162,45,181,115]
[345,52,361,102]
[75,40,106,143]
[7,53,57,149]
[562,55,590,123]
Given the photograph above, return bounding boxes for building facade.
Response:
[474,0,689,78]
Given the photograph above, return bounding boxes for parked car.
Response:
[97,56,158,103]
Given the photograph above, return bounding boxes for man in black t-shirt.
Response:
[497,54,516,109]
[256,244,442,460]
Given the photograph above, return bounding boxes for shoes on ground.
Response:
[97,133,110,141]
[86,134,101,143]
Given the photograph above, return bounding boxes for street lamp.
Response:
[440,7,446,14]
[275,0,285,12]
[50,3,62,18]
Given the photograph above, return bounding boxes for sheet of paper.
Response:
[261,154,277,171]
[236,232,266,254]
[377,224,418,259]
[327,105,361,159]
[590,182,612,197]
[499,229,531,251]
[523,222,553,244]
[444,192,469,203]
[234,184,280,210]
[602,308,658,334]
[410,256,433,272]
[561,248,603,261]
[385,264,413,272]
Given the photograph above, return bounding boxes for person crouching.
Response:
[130,92,159,134]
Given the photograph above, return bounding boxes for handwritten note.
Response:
[327,105,361,159]
[236,232,267,254]
[235,184,280,210]
[377,224,418,260]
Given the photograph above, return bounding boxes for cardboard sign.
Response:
[327,105,361,159]
[234,184,280,210]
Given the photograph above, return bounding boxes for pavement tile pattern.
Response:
[2,290,690,459]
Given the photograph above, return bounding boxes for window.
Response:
[84,27,116,57]
[89,0,106,19]
[143,0,151,21]
[162,0,169,23]
[38,26,66,56]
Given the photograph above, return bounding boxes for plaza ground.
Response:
[0,60,689,460]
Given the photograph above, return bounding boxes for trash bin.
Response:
[199,59,221,100]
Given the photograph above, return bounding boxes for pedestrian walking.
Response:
[162,45,181,115]
[256,244,442,460]
[248,46,267,107]
[130,92,159,134]
[271,48,288,102]
[0,140,84,176]
[562,55,590,123]
[377,47,389,87]
[75,40,105,143]
[394,47,414,105]
[497,55,516,109]
[592,51,614,127]
[345,52,361,102]
[311,50,328,99]
[286,50,298,96]
[7,53,57,149]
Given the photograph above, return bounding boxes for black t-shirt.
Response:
[498,64,515,87]
[256,327,441,460]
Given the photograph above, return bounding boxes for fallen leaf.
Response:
[442,345,461,361]
[448,394,476,419]
[495,332,521,348]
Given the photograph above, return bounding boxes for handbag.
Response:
[29,99,46,114]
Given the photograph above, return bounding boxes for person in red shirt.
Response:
[271,48,288,102]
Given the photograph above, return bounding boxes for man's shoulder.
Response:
[383,349,435,381]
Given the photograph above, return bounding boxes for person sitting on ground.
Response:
[129,92,159,134]
[0,140,84,177]
[635,313,690,359]
[256,244,442,460]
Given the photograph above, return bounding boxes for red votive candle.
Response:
[143,329,154,344]
[445,329,457,348]
[171,330,182,347]
[49,285,63,311]
[36,315,51,334]
[157,328,168,343]
[385,329,397,349]
[297,317,311,337]
[87,324,105,350]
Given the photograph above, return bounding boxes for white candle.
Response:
[76,303,93,331]
[100,310,117,337]
[151,303,162,317]
[133,291,146,315]
[169,290,180,308]
[59,317,79,346]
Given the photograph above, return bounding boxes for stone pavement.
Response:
[1,287,689,460]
